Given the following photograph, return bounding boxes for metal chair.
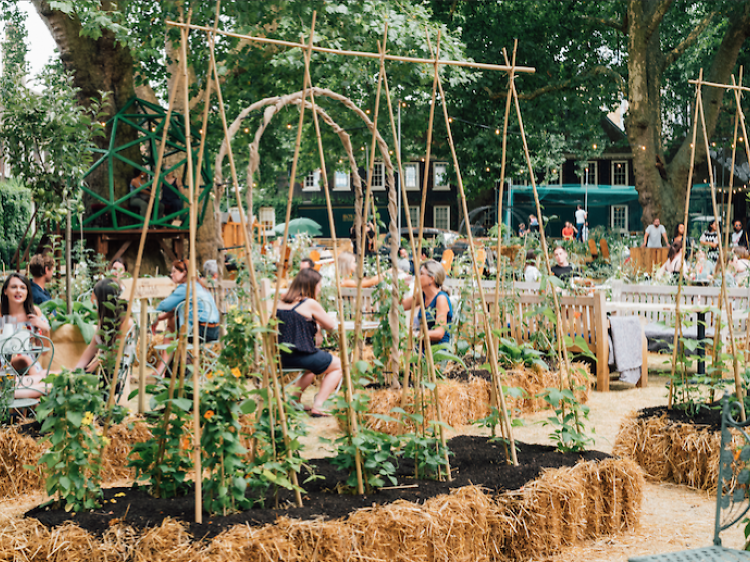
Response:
[629,395,750,561]
[100,324,138,404]
[0,329,54,414]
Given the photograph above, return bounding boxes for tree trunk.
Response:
[626,0,750,232]
[34,1,222,270]
[33,1,139,208]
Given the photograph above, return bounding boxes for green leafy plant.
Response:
[36,370,106,512]
[329,427,401,493]
[497,335,548,370]
[242,385,307,508]
[41,298,97,343]
[128,378,194,498]
[201,366,257,515]
[539,383,594,453]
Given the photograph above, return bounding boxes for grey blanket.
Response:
[608,316,643,384]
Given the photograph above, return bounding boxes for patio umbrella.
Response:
[273,217,322,237]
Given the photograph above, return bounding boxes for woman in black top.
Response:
[276,268,341,416]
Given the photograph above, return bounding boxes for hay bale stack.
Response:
[0,419,152,498]
[356,363,591,435]
[5,457,642,562]
[613,412,724,491]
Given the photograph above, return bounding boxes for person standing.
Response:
[731,220,748,250]
[29,254,54,305]
[642,217,668,248]
[161,170,184,219]
[574,205,587,242]
[699,220,720,262]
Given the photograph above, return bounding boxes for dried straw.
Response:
[356,363,591,435]
[613,412,725,492]
[0,419,152,498]
[3,457,642,562]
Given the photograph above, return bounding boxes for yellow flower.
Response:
[204,410,215,421]
[82,412,94,426]
[215,370,224,378]
[235,316,244,325]
[114,492,126,498]
[205,371,213,380]
[231,368,242,379]
[102,436,111,447]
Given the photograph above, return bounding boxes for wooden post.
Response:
[138,300,148,413]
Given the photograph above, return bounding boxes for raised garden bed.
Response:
[9,436,642,562]
[613,403,726,491]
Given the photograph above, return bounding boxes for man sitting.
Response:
[551,246,574,280]
[29,254,54,305]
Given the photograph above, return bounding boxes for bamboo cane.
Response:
[165,20,535,74]
[507,56,581,440]
[668,72,703,409]
[402,28,442,411]
[206,13,304,505]
[306,87,364,494]
[352,24,389,367]
[177,8,204,523]
[428,36,517,465]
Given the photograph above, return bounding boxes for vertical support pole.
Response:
[138,300,148,413]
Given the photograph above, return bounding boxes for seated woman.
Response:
[75,278,134,392]
[277,268,342,417]
[337,250,383,288]
[691,250,715,284]
[402,259,453,345]
[153,259,220,375]
[658,240,688,279]
[1,273,51,398]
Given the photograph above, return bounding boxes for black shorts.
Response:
[188,324,219,343]
[280,349,333,375]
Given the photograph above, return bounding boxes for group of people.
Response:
[129,169,184,220]
[4,253,221,402]
[276,253,452,416]
[656,218,750,285]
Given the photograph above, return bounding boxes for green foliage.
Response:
[243,385,307,507]
[539,383,594,453]
[128,378,194,498]
[36,370,106,512]
[41,299,97,344]
[496,336,548,370]
[330,427,401,493]
[0,5,108,220]
[0,178,33,267]
[201,367,256,515]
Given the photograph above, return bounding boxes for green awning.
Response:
[511,184,639,206]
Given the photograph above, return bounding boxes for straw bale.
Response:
[102,420,153,482]
[0,425,45,499]
[132,518,202,562]
[354,362,590,436]
[0,457,643,562]
[613,412,727,492]
[0,418,152,499]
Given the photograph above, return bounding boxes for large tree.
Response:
[432,0,750,230]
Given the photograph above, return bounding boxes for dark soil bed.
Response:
[637,402,723,430]
[28,436,608,540]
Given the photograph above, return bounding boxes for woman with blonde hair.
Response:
[403,259,453,345]
[337,251,383,288]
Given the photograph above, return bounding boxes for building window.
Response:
[584,161,597,185]
[404,163,419,191]
[258,206,276,231]
[303,169,320,191]
[370,162,385,191]
[433,162,449,190]
[434,205,450,230]
[612,160,628,185]
[333,170,350,191]
[611,205,628,233]
[408,206,420,228]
